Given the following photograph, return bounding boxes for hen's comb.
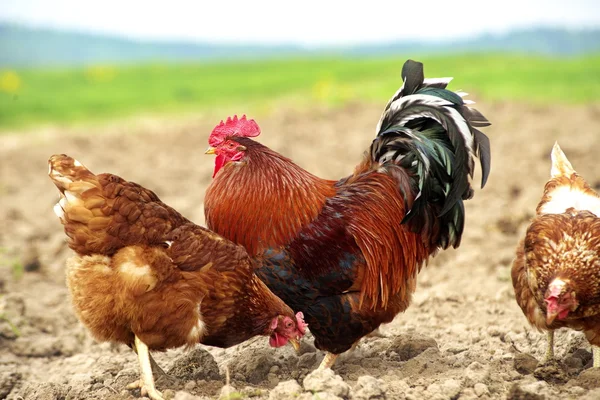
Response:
[209,115,261,146]
[295,312,308,335]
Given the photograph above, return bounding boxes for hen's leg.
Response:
[149,353,170,379]
[318,352,339,370]
[593,345,600,368]
[543,330,554,363]
[127,335,164,400]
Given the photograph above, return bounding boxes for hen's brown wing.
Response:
[49,154,189,256]
[511,238,551,331]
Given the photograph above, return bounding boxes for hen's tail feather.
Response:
[48,154,190,255]
[372,60,491,249]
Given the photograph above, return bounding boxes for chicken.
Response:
[48,155,307,400]
[203,59,491,368]
[511,143,600,368]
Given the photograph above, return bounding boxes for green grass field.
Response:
[1,54,599,131]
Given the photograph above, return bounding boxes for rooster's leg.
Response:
[127,335,164,400]
[543,330,555,363]
[593,345,600,368]
[317,352,339,370]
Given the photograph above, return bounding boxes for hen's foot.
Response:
[126,379,164,400]
[128,335,164,400]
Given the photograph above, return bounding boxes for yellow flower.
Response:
[0,71,21,94]
[85,66,117,83]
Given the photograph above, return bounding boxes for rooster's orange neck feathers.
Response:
[205,138,336,255]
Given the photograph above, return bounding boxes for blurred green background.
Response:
[1,1,599,132]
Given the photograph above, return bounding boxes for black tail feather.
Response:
[371,59,491,249]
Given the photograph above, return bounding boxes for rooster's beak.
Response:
[205,147,216,155]
[289,338,301,353]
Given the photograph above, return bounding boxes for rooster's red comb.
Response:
[208,115,261,146]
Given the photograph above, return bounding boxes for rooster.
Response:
[512,143,600,368]
[48,155,307,400]
[204,59,491,369]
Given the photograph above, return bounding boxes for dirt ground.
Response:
[1,100,600,400]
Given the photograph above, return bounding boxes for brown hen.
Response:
[48,155,306,400]
[512,143,600,367]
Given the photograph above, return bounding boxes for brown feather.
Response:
[49,154,298,354]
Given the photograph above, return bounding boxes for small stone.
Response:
[464,362,490,387]
[184,380,197,391]
[303,368,350,398]
[219,384,237,400]
[513,353,538,375]
[174,391,204,400]
[473,383,489,397]
[352,375,387,400]
[441,379,462,399]
[269,365,280,374]
[486,326,504,337]
[269,380,303,400]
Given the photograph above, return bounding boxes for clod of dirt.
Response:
[424,379,462,400]
[386,334,438,361]
[229,349,277,384]
[507,380,558,400]
[269,379,303,399]
[581,388,600,400]
[20,382,70,400]
[567,368,600,390]
[533,360,570,384]
[464,361,490,387]
[473,382,490,397]
[507,383,545,400]
[168,347,221,381]
[571,348,592,366]
[219,384,238,400]
[174,391,206,400]
[0,293,25,340]
[514,353,539,375]
[0,371,21,399]
[303,368,350,398]
[10,334,79,357]
[351,375,387,399]
[297,340,317,355]
[297,352,317,369]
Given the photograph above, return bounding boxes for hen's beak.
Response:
[289,338,301,353]
[546,311,558,326]
[205,147,216,155]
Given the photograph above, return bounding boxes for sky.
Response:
[1,0,599,46]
